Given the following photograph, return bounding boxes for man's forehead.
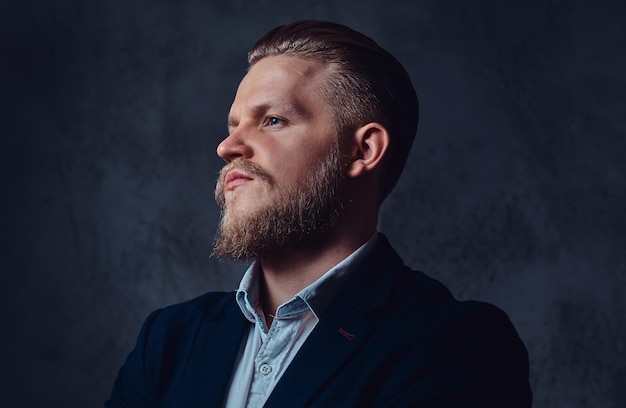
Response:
[228,56,330,120]
[234,55,331,97]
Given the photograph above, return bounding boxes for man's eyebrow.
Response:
[249,101,310,119]
[227,101,310,130]
[227,116,238,130]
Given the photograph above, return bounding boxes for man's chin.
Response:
[212,218,337,262]
[211,233,281,262]
[211,213,269,260]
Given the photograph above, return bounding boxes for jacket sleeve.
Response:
[105,309,161,408]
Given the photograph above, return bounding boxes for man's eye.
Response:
[267,117,282,126]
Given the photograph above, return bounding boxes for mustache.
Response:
[215,159,273,207]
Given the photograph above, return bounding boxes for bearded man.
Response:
[107,20,532,407]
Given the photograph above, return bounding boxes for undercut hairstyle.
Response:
[248,20,419,203]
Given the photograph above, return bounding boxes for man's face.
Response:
[212,55,345,260]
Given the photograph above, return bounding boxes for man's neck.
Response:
[258,229,373,316]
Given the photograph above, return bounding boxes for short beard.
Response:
[212,140,344,261]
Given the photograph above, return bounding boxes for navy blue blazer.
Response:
[107,235,532,407]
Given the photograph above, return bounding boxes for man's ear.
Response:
[345,122,390,178]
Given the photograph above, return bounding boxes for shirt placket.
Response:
[247,298,309,404]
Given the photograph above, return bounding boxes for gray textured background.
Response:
[2,1,625,407]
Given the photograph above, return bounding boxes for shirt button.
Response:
[259,363,272,375]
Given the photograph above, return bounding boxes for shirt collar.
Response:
[235,233,379,323]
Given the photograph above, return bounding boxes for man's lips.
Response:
[224,169,253,190]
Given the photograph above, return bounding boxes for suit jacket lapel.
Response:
[174,296,249,408]
[264,234,405,407]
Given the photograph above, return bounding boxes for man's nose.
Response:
[216,129,253,163]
